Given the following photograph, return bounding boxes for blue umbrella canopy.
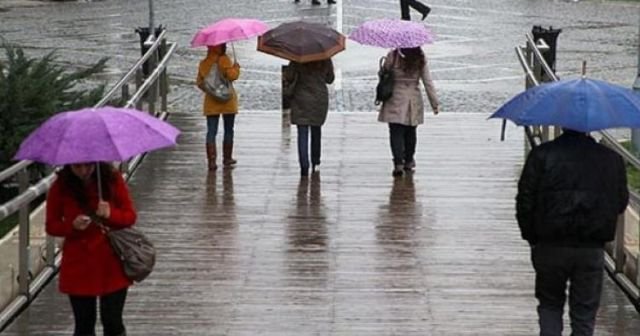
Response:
[490,78,640,132]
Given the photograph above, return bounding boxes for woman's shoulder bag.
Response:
[375,52,397,106]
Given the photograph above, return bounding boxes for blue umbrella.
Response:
[490,78,640,132]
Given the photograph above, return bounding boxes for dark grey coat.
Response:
[284,60,335,126]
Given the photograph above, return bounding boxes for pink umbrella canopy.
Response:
[14,106,180,165]
[191,18,269,47]
[349,19,434,49]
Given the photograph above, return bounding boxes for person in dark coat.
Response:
[283,59,335,177]
[46,162,137,336]
[516,129,629,336]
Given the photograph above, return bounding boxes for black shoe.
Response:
[301,168,309,177]
[416,3,431,21]
[294,0,300,2]
[327,0,336,4]
[312,0,321,5]
[392,165,404,177]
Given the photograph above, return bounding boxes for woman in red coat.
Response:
[46,162,136,336]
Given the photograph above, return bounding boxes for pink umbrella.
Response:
[191,18,269,47]
[349,19,434,49]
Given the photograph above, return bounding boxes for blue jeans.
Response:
[297,125,321,171]
[206,114,235,144]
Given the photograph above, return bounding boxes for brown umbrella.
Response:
[257,21,345,63]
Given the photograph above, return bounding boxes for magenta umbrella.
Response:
[14,106,180,165]
[349,18,434,49]
[191,18,269,47]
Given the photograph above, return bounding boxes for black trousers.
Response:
[68,287,128,336]
[531,245,604,336]
[388,123,417,165]
[400,0,431,20]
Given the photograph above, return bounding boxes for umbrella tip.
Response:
[581,60,587,78]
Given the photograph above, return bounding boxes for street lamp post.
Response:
[149,0,154,33]
[632,13,640,150]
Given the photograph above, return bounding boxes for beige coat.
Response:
[378,50,439,126]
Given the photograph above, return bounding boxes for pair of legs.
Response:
[531,245,604,336]
[206,114,236,170]
[68,287,128,336]
[297,125,321,176]
[388,123,417,176]
[400,0,431,21]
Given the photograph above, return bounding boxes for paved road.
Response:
[1,0,639,114]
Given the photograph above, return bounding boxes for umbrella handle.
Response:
[500,119,506,141]
[96,163,103,201]
[231,43,237,64]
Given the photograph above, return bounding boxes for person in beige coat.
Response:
[378,47,439,176]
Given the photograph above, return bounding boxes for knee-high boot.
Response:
[223,142,237,166]
[206,143,217,171]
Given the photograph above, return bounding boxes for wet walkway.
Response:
[2,0,640,334]
[4,109,639,335]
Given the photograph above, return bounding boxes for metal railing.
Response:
[0,29,177,331]
[514,33,640,308]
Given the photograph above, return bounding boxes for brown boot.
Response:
[223,142,237,167]
[206,143,217,171]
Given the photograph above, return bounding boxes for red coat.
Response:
[46,172,136,296]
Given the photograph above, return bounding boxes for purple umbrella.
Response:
[14,106,180,165]
[349,18,434,49]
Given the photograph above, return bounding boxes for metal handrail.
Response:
[0,30,177,331]
[0,28,169,190]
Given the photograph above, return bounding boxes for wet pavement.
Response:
[4,111,640,335]
[1,0,640,334]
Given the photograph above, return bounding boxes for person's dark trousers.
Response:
[400,0,431,20]
[206,114,235,145]
[297,125,321,174]
[69,287,128,336]
[403,125,417,164]
[389,123,417,165]
[531,245,604,336]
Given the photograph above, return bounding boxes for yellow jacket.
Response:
[196,45,241,116]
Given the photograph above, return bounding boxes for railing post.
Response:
[17,169,30,298]
[160,38,169,113]
[614,213,626,273]
[135,69,144,111]
[121,83,130,105]
[148,44,159,115]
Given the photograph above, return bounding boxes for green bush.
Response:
[0,42,108,171]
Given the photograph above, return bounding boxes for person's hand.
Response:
[72,215,91,231]
[433,106,440,115]
[96,201,111,219]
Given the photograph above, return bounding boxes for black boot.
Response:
[311,0,321,5]
[328,0,336,4]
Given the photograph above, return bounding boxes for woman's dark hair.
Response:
[57,162,116,211]
[398,47,425,74]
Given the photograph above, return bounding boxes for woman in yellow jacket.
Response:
[196,43,241,170]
